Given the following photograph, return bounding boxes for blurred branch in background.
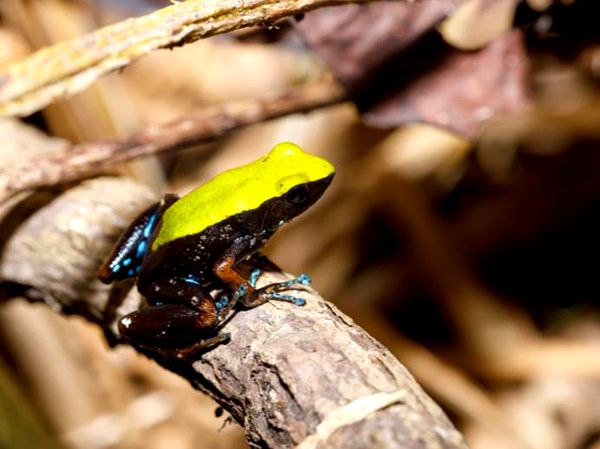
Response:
[0,0,375,117]
[0,80,345,203]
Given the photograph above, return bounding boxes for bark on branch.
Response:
[0,0,377,117]
[0,177,468,449]
[0,81,345,204]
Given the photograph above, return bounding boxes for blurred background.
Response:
[0,0,599,448]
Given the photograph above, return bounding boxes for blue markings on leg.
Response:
[143,212,157,238]
[215,294,230,312]
[248,268,261,288]
[268,292,306,306]
[104,208,160,281]
[252,273,311,307]
[296,273,312,286]
[276,273,312,289]
[136,240,147,258]
[236,283,248,298]
[117,260,142,278]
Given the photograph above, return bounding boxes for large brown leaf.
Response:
[362,30,529,138]
[297,1,462,90]
[297,2,530,138]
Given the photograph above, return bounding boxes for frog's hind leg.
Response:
[157,333,231,359]
[125,277,232,358]
[118,301,230,359]
[99,194,178,283]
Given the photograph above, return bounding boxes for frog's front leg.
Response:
[120,279,229,358]
[213,240,310,309]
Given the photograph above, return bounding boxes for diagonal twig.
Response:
[0,81,346,204]
[0,0,377,117]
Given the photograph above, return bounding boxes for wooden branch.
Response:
[0,177,467,449]
[0,0,376,117]
[0,81,345,204]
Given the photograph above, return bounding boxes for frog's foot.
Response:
[214,293,231,313]
[213,283,250,325]
[240,273,311,308]
[158,332,231,360]
[213,292,244,329]
[248,268,261,288]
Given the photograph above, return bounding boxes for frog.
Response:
[99,142,335,359]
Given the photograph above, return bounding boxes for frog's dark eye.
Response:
[285,185,309,205]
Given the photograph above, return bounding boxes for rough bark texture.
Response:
[0,177,468,449]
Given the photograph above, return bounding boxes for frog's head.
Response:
[266,142,335,222]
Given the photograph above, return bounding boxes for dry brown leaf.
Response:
[363,30,530,138]
[298,3,530,138]
[297,1,462,90]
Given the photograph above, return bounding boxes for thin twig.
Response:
[0,81,346,204]
[0,0,377,117]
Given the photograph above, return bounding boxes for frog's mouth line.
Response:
[287,174,334,223]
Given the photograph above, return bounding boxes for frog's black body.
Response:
[139,195,284,294]
[100,175,333,358]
